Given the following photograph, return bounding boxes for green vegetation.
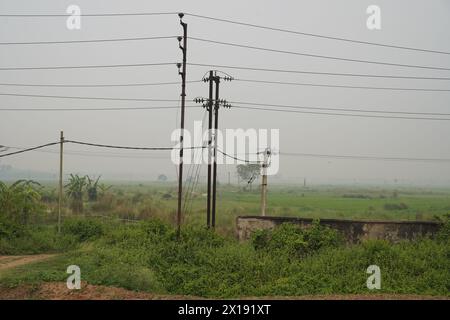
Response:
[251,221,344,258]
[65,174,87,213]
[0,180,44,225]
[0,219,448,297]
[0,179,449,297]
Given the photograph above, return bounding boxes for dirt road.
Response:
[0,254,57,272]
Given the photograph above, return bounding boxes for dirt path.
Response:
[0,254,57,272]
[0,282,199,300]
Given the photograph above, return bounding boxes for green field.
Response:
[64,182,450,235]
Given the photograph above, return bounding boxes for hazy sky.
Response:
[0,0,449,185]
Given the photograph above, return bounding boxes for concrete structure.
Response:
[236,216,441,243]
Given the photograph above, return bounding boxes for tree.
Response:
[157,174,168,182]
[236,164,260,190]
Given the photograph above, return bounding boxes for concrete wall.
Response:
[236,216,441,243]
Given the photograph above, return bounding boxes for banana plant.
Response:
[86,175,102,202]
[65,174,87,213]
[0,179,43,224]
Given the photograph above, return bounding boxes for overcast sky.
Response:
[0,0,449,185]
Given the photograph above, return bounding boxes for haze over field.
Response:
[1,0,449,185]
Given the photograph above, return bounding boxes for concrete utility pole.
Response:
[207,71,214,228]
[211,72,233,229]
[176,13,187,238]
[260,148,271,216]
[211,73,220,229]
[195,71,233,229]
[58,130,64,233]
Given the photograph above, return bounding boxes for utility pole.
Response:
[195,71,233,229]
[58,131,64,233]
[260,148,271,216]
[176,13,187,238]
[206,70,214,228]
[211,72,233,229]
[211,73,220,229]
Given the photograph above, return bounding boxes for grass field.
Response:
[0,181,449,299]
[75,183,450,235]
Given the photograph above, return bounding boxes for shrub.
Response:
[0,180,44,225]
[384,203,409,210]
[0,215,28,239]
[436,214,450,243]
[0,218,78,255]
[61,218,104,242]
[342,194,371,199]
[251,221,343,258]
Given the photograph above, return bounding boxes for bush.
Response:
[0,215,28,239]
[342,194,371,199]
[251,221,343,258]
[436,214,450,243]
[61,218,104,242]
[384,203,409,210]
[0,180,44,225]
[0,217,78,255]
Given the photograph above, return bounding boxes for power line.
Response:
[0,92,179,102]
[2,98,448,119]
[0,35,178,45]
[190,37,450,71]
[0,62,176,71]
[217,149,261,164]
[280,152,450,163]
[232,105,450,121]
[0,12,178,17]
[188,63,450,81]
[4,146,170,159]
[2,10,448,55]
[3,141,450,164]
[0,142,59,158]
[185,13,450,55]
[65,140,205,151]
[0,106,199,112]
[183,110,208,214]
[229,100,450,117]
[234,78,450,92]
[0,80,201,88]
[0,140,206,158]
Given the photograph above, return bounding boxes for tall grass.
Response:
[1,219,448,298]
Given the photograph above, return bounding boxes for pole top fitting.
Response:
[177,36,182,42]
[176,63,183,76]
[178,13,184,19]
